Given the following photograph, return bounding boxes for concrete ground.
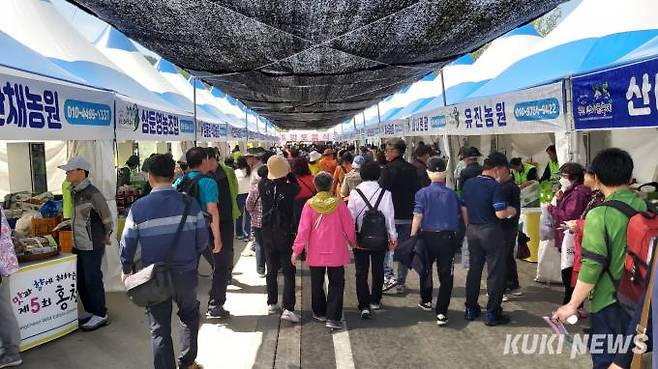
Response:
[20,240,592,369]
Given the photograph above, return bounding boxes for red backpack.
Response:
[599,200,658,315]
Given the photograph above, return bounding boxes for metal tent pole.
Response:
[440,68,447,107]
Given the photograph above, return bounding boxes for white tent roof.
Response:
[469,25,543,83]
[534,0,658,55]
[0,0,180,112]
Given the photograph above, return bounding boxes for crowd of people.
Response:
[0,137,653,369]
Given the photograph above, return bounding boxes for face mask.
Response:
[559,177,572,190]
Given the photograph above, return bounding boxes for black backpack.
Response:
[355,188,389,251]
[176,174,210,223]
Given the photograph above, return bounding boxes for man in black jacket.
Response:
[260,155,301,323]
[412,143,432,188]
[379,138,422,294]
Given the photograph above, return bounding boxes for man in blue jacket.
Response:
[120,154,209,369]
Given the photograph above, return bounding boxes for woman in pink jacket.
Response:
[291,172,357,330]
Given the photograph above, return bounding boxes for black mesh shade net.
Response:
[67,0,564,129]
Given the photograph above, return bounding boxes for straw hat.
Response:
[267,155,291,180]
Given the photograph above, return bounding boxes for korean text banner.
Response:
[380,120,406,138]
[572,57,658,130]
[115,95,195,141]
[197,121,227,142]
[10,255,78,351]
[413,82,566,136]
[0,66,113,141]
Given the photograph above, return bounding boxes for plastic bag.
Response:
[535,239,562,283]
[14,211,41,238]
[539,205,554,241]
[461,238,469,269]
[560,230,576,270]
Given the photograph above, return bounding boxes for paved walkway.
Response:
[20,241,592,369]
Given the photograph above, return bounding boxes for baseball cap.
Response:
[58,156,91,172]
[352,155,366,169]
[465,147,482,158]
[426,157,447,173]
[244,147,267,158]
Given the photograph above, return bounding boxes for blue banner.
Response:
[572,57,658,129]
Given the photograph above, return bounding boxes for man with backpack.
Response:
[259,155,301,322]
[204,148,239,319]
[410,158,466,326]
[554,148,650,369]
[348,161,397,320]
[172,147,223,319]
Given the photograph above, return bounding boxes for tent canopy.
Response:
[66,0,565,129]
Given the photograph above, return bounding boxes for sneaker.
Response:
[0,353,22,369]
[502,295,509,302]
[508,288,524,297]
[485,313,511,327]
[436,314,448,326]
[267,304,280,315]
[360,309,372,320]
[382,278,397,292]
[281,309,300,323]
[464,306,481,321]
[78,311,93,324]
[418,302,433,311]
[396,284,407,294]
[80,314,108,331]
[326,320,343,330]
[206,306,230,319]
[312,314,327,322]
[369,303,381,311]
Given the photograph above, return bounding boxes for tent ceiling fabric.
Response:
[67,0,564,129]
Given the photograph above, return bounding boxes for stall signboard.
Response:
[0,66,114,140]
[412,82,566,135]
[364,126,379,138]
[10,255,78,351]
[229,126,246,139]
[115,95,195,141]
[572,56,658,130]
[380,120,406,137]
[198,120,227,142]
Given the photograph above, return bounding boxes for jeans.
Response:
[202,222,234,309]
[235,194,251,238]
[310,266,345,322]
[590,303,632,369]
[384,250,395,281]
[265,247,296,311]
[75,246,107,317]
[253,228,265,274]
[465,223,506,316]
[420,231,457,315]
[147,271,200,369]
[395,222,412,285]
[353,249,385,310]
[0,276,20,357]
[502,227,520,291]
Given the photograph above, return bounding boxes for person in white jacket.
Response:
[348,161,397,320]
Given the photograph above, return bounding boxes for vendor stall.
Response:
[0,59,115,349]
[409,82,570,261]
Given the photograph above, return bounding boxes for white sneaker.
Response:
[502,295,510,302]
[436,314,448,326]
[78,311,93,322]
[509,288,524,297]
[369,303,381,311]
[281,309,300,323]
[80,314,108,331]
[312,314,327,322]
[267,304,280,315]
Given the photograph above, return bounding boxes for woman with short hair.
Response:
[291,172,357,330]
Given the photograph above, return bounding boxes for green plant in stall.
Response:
[539,180,557,205]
